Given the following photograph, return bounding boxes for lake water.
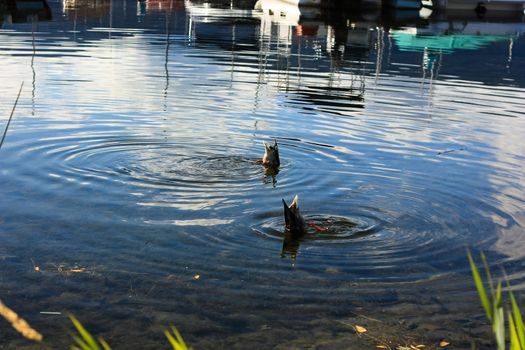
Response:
[1,0,524,348]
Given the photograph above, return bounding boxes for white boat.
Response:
[184,0,254,22]
[254,0,321,26]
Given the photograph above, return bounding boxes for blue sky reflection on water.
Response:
[0,0,525,348]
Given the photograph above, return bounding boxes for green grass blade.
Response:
[170,326,189,349]
[493,303,505,350]
[72,335,92,350]
[164,326,190,350]
[512,301,525,349]
[509,311,522,350]
[69,315,101,350]
[507,283,525,349]
[164,330,176,349]
[98,337,112,350]
[164,330,183,350]
[494,282,504,350]
[496,282,502,308]
[468,251,493,320]
[481,252,495,296]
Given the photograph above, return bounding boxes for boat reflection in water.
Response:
[183,0,522,117]
[0,0,51,24]
[62,0,111,19]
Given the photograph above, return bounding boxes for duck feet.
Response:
[307,222,328,232]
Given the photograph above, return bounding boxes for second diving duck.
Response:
[282,195,306,237]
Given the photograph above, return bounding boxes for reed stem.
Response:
[0,82,24,150]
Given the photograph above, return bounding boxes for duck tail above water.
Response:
[282,195,305,234]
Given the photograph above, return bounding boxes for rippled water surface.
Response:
[1,0,524,348]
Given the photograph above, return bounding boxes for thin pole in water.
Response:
[0,82,24,151]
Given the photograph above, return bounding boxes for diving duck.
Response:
[262,140,280,168]
[282,195,306,237]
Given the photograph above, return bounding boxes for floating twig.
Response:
[437,147,464,155]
